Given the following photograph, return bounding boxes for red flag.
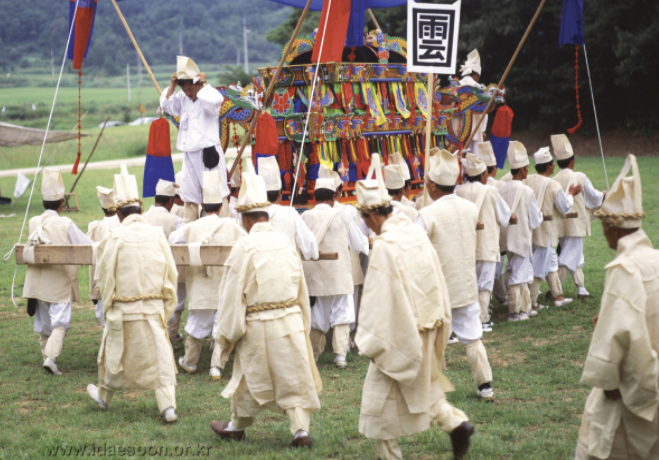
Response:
[311,0,351,63]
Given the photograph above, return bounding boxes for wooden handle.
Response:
[542,214,553,221]
[476,223,485,230]
[316,252,339,260]
[565,212,578,219]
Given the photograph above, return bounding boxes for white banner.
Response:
[407,0,461,74]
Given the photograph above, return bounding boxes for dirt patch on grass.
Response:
[488,350,524,368]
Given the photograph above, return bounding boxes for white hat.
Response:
[316,164,338,192]
[177,56,201,83]
[318,163,343,190]
[155,179,180,197]
[427,147,459,186]
[460,49,481,77]
[41,168,65,201]
[389,152,411,180]
[96,186,114,210]
[476,141,496,167]
[113,164,141,210]
[384,165,405,190]
[595,154,644,229]
[257,156,282,192]
[507,141,529,169]
[235,160,270,213]
[463,153,486,177]
[533,147,553,165]
[226,160,242,188]
[202,171,223,204]
[551,134,574,161]
[356,154,392,210]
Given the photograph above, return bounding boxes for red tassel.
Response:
[71,154,81,175]
[568,45,583,134]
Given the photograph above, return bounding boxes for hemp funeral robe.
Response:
[217,223,321,428]
[356,213,468,441]
[87,215,120,301]
[95,214,178,404]
[576,230,659,460]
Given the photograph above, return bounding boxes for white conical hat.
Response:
[463,153,486,177]
[257,156,282,192]
[551,134,574,161]
[427,147,459,186]
[460,49,481,77]
[235,160,270,213]
[113,164,141,210]
[226,160,242,188]
[384,165,405,190]
[316,164,338,192]
[389,152,411,180]
[476,141,496,167]
[356,154,392,210]
[177,56,201,83]
[202,171,223,204]
[155,179,179,197]
[507,141,529,169]
[595,154,644,229]
[533,147,553,165]
[96,186,114,210]
[41,168,65,201]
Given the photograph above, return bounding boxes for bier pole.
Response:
[228,0,314,178]
[110,0,162,95]
[460,0,548,153]
[423,72,434,207]
[368,9,381,30]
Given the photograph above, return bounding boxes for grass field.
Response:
[0,157,657,459]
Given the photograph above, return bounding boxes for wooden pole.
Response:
[69,116,110,193]
[367,9,382,30]
[423,72,434,207]
[460,0,548,154]
[228,0,314,178]
[110,0,162,95]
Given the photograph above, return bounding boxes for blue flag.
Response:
[559,0,584,45]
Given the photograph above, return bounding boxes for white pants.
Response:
[558,237,584,273]
[508,253,534,286]
[33,300,71,335]
[180,148,228,205]
[350,284,361,331]
[532,244,559,282]
[311,295,355,332]
[185,310,217,340]
[476,261,497,292]
[451,301,483,345]
[95,299,105,328]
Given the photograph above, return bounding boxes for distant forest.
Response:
[0,0,657,132]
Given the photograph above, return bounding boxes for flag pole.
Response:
[423,72,434,207]
[228,0,314,178]
[110,0,162,95]
[460,0,548,154]
[582,44,609,189]
[367,9,382,30]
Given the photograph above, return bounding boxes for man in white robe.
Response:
[575,155,659,460]
[160,56,227,224]
[23,168,94,376]
[355,154,474,460]
[551,134,605,299]
[210,162,321,447]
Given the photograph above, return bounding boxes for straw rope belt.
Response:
[114,293,165,303]
[594,210,645,227]
[235,202,271,213]
[107,199,143,212]
[418,319,444,332]
[355,200,392,212]
[246,300,298,314]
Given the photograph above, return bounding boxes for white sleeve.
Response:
[495,194,511,227]
[348,218,369,256]
[168,228,186,244]
[68,222,94,244]
[528,194,543,230]
[482,114,488,133]
[293,212,319,261]
[554,189,574,215]
[583,177,604,209]
[415,215,428,234]
[197,84,224,116]
[160,89,183,116]
[175,216,184,231]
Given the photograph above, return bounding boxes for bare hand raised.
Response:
[568,184,583,196]
[170,73,178,87]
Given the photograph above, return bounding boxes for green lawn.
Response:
[0,157,656,459]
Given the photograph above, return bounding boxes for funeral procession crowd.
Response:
[21,54,659,460]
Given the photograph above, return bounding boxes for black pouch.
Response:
[309,296,317,307]
[27,298,37,317]
[202,146,220,169]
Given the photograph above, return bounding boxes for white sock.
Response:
[577,286,590,296]
[334,354,345,362]
[225,422,244,432]
[294,430,309,439]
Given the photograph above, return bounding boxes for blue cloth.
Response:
[348,162,358,182]
[559,0,585,45]
[267,0,405,11]
[346,0,366,47]
[143,155,175,198]
[489,134,510,170]
[307,163,320,181]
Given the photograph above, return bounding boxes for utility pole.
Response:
[51,48,55,80]
[179,33,183,56]
[127,63,131,102]
[242,15,250,74]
